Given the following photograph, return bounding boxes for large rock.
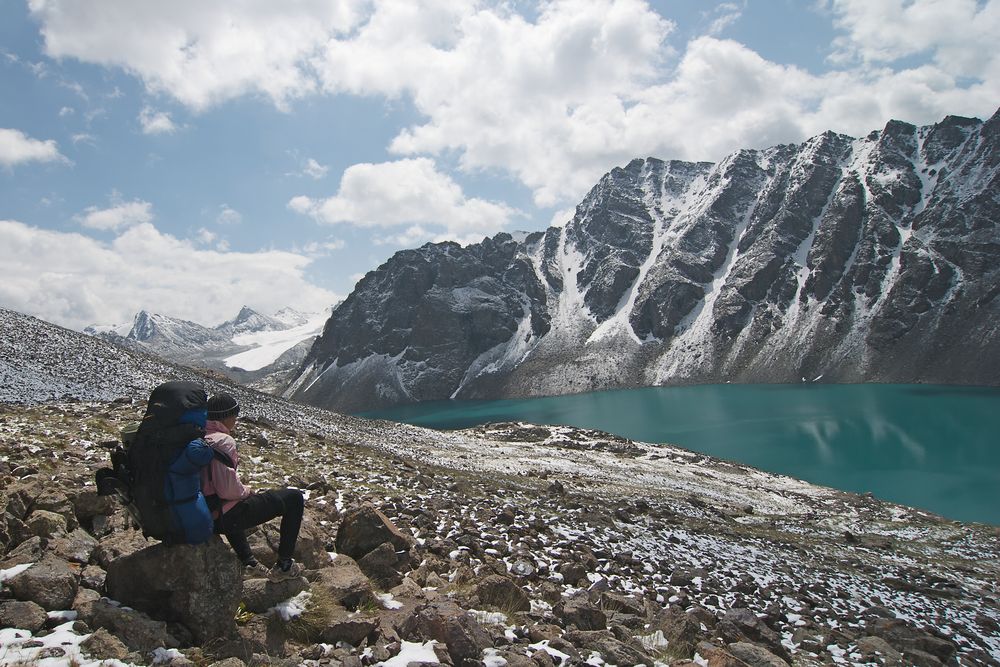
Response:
[76,595,180,652]
[651,606,704,658]
[410,601,493,665]
[105,538,242,644]
[0,599,48,631]
[5,554,79,610]
[476,574,530,613]
[314,555,377,610]
[357,541,405,588]
[554,593,606,631]
[25,509,68,539]
[334,503,415,560]
[49,528,99,564]
[242,576,309,614]
[728,642,790,667]
[79,628,131,662]
[254,515,329,569]
[563,629,654,666]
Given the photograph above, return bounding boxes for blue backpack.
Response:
[98,381,230,544]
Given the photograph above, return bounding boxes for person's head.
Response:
[207,393,240,429]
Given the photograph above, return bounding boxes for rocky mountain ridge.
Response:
[287,110,1000,412]
[86,306,322,393]
[1,306,999,666]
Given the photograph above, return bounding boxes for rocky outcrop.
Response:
[289,109,1000,411]
[105,539,242,644]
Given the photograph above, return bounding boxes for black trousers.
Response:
[215,488,304,563]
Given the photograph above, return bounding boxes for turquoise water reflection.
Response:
[362,384,1000,525]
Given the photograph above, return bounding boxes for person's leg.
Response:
[218,489,304,564]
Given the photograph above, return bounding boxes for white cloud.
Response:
[139,106,177,134]
[303,158,329,179]
[0,128,68,167]
[29,0,369,111]
[216,205,242,225]
[0,219,339,330]
[71,133,96,145]
[59,106,74,116]
[289,158,516,245]
[75,196,153,231]
[705,2,745,36]
[195,227,217,244]
[26,0,1000,211]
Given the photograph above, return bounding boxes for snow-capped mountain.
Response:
[87,305,327,391]
[288,110,1000,412]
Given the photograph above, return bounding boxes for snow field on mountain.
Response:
[223,311,326,371]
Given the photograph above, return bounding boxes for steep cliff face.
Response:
[289,111,1000,412]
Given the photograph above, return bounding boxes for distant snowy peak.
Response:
[215,306,287,337]
[288,109,1000,412]
[272,307,311,327]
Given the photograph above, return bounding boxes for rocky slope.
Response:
[1,307,999,666]
[288,110,1000,412]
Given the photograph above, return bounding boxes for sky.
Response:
[1,0,997,331]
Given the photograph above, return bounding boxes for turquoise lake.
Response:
[362,384,1000,526]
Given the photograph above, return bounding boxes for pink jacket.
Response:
[201,420,251,515]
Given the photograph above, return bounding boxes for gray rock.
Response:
[79,627,130,661]
[728,641,790,667]
[0,599,48,631]
[334,503,415,559]
[77,596,180,652]
[554,593,606,631]
[5,554,79,611]
[357,540,404,588]
[476,574,531,613]
[241,576,309,614]
[25,509,67,539]
[49,528,99,564]
[314,555,376,610]
[105,538,241,644]
[318,606,379,646]
[563,629,654,666]
[412,601,493,665]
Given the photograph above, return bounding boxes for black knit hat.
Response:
[206,393,240,420]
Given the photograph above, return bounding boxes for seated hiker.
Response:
[201,392,305,581]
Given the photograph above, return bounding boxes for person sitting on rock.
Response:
[201,392,305,581]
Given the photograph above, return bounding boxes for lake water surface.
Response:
[362,384,1000,525]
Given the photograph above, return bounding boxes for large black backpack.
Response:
[97,381,221,544]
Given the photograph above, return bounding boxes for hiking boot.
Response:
[267,560,304,582]
[243,562,269,579]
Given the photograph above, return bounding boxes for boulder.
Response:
[314,555,376,610]
[476,574,531,613]
[319,606,379,646]
[651,606,704,658]
[256,515,329,569]
[855,636,903,664]
[94,529,149,568]
[79,627,131,662]
[77,596,180,652]
[105,538,242,644]
[25,509,67,539]
[70,489,119,525]
[334,503,415,559]
[867,617,957,663]
[242,576,309,614]
[717,608,789,662]
[5,554,79,610]
[0,599,48,631]
[411,601,492,665]
[49,528,99,564]
[563,629,653,666]
[554,593,606,631]
[357,541,404,588]
[728,642,790,667]
[0,535,43,568]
